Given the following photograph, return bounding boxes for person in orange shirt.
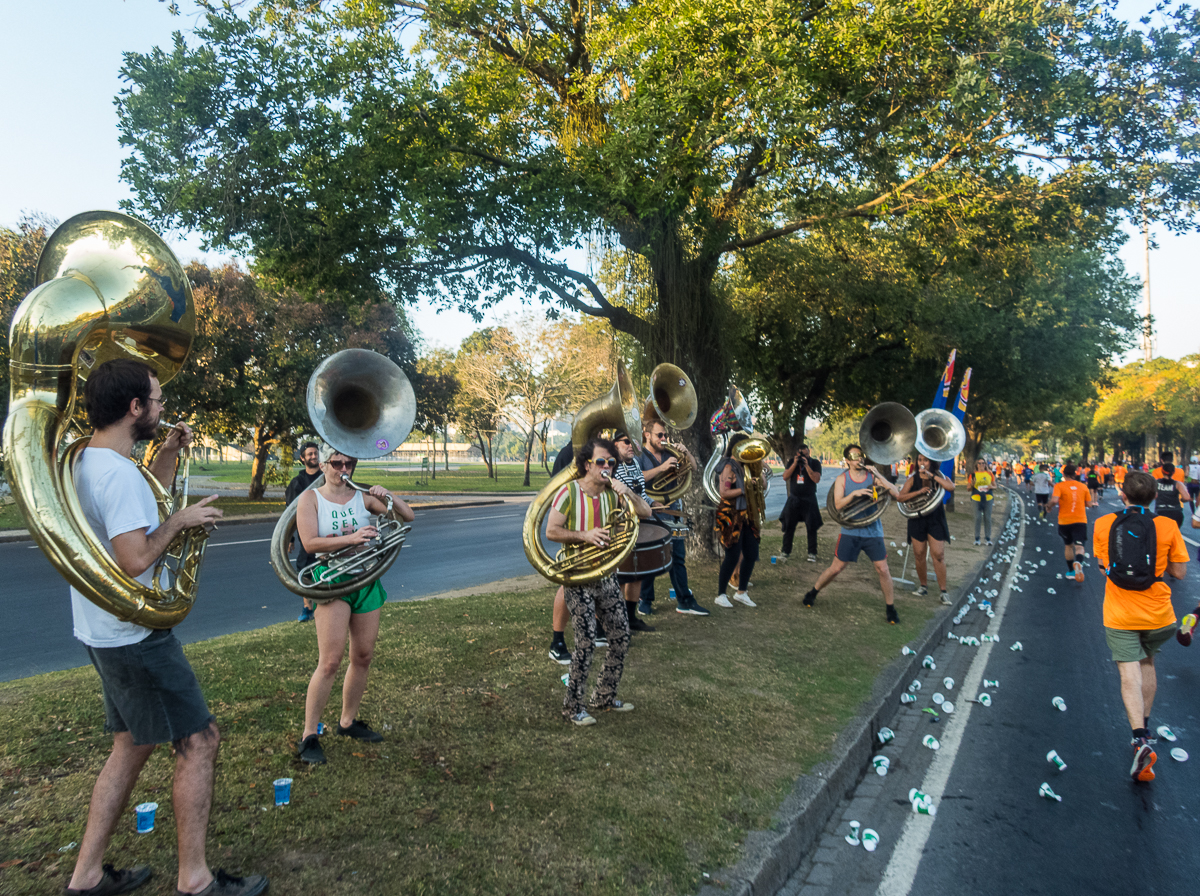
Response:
[1093,472,1188,782]
[1113,461,1127,490]
[1150,451,1189,529]
[1049,463,1091,581]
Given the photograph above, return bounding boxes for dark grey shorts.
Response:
[86,629,214,746]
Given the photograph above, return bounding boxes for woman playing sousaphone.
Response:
[295,444,414,764]
[896,452,955,605]
[714,432,768,609]
[545,437,653,726]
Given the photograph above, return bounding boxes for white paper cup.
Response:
[900,693,916,704]
[978,693,992,707]
[877,727,895,745]
[1046,750,1067,771]
[932,692,945,705]
[943,677,955,690]
[1052,696,1066,711]
[922,734,940,751]
[941,701,955,713]
[1170,747,1189,762]
[861,829,880,852]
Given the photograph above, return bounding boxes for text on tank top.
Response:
[314,489,372,547]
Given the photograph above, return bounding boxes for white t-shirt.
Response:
[314,489,371,544]
[1032,471,1053,495]
[1189,462,1200,482]
[70,448,159,648]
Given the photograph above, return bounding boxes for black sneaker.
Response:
[802,588,818,607]
[628,616,656,633]
[886,604,900,625]
[676,595,711,616]
[297,734,326,765]
[548,642,571,664]
[594,635,609,648]
[176,869,269,896]
[64,864,152,896]
[336,719,383,742]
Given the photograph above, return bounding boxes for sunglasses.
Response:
[326,459,354,470]
[847,453,864,461]
[590,457,616,467]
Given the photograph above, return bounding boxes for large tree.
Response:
[117,0,1200,460]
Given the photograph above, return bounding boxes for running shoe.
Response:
[732,591,757,607]
[807,554,818,562]
[548,643,571,664]
[1073,561,1084,583]
[628,616,656,632]
[1130,736,1157,782]
[776,553,790,564]
[1177,613,1197,647]
[594,635,609,648]
[337,719,383,742]
[914,585,929,596]
[296,606,314,623]
[940,591,953,606]
[592,699,634,713]
[675,596,711,616]
[569,711,597,727]
[714,594,733,608]
[802,588,818,607]
[636,599,654,616]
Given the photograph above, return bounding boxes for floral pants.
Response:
[562,574,630,719]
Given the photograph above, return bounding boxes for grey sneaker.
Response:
[940,591,953,606]
[593,699,634,713]
[914,585,929,596]
[806,554,818,562]
[64,864,151,896]
[569,710,596,727]
[777,553,790,564]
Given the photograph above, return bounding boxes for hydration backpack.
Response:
[1106,507,1159,591]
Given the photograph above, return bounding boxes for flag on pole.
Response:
[939,367,971,487]
[931,350,956,409]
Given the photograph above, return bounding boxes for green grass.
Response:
[0,503,997,895]
[196,462,553,493]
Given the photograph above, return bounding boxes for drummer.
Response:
[612,430,661,633]
[639,419,708,616]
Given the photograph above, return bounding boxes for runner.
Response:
[1150,451,1189,530]
[1049,463,1090,582]
[1187,455,1200,515]
[1032,464,1053,519]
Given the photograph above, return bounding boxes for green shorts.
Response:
[313,565,388,614]
[1104,624,1178,663]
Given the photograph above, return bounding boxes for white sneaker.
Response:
[777,553,790,564]
[715,594,733,608]
[806,554,818,562]
[733,591,756,607]
[914,585,929,596]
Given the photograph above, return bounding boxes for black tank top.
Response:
[1156,466,1182,510]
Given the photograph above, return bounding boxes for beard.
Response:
[133,405,159,442]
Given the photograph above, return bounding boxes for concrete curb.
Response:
[698,495,1016,896]
[0,499,509,544]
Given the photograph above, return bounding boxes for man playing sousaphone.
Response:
[802,445,903,624]
[546,438,653,726]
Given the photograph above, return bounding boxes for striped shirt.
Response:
[551,480,619,531]
[613,461,648,501]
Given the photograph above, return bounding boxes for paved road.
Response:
[1,477,813,681]
[777,486,1200,896]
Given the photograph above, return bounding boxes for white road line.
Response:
[454,514,523,522]
[208,537,271,548]
[878,496,1027,896]
[1183,534,1199,548]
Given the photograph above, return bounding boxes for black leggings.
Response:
[719,524,760,595]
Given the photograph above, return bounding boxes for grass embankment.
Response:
[0,499,999,896]
[198,461,554,493]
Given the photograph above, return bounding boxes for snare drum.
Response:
[616,522,673,581]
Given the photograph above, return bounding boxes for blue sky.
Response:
[2,0,1195,361]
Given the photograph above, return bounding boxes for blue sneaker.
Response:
[637,599,654,616]
[297,606,315,622]
[676,595,710,616]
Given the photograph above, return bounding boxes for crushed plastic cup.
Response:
[911,797,937,816]
[872,755,890,776]
[877,727,895,745]
[1052,696,1066,711]
[1170,747,1189,762]
[983,679,999,688]
[845,820,862,846]
[941,701,955,713]
[561,673,570,686]
[861,828,880,852]
[273,777,293,806]
[922,655,937,670]
[1047,587,1057,595]
[981,634,999,642]
[932,692,945,705]
[1010,641,1024,651]
[908,679,922,693]
[1046,750,1067,771]
[947,630,958,638]
[135,802,158,834]
[909,787,931,804]
[943,677,955,690]
[922,734,940,751]
[1038,782,1062,802]
[900,692,916,704]
[978,693,992,707]
[1156,725,1177,742]
[901,646,915,656]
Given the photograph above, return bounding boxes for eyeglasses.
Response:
[326,459,354,470]
[590,457,615,467]
[149,397,166,408]
[847,453,864,461]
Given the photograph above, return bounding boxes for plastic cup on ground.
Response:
[669,588,676,600]
[561,673,569,686]
[941,701,955,713]
[932,692,945,705]
[923,734,940,751]
[135,802,158,834]
[1038,782,1062,802]
[846,820,862,846]
[901,646,915,656]
[983,679,999,688]
[1170,747,1188,762]
[911,798,937,816]
[909,787,931,804]
[1010,641,1023,651]
[273,777,293,806]
[1046,750,1067,771]
[1156,725,1177,742]
[877,727,895,745]
[872,755,890,776]
[943,677,955,690]
[978,693,992,706]
[861,829,880,852]
[922,655,937,670]
[900,693,916,704]
[1052,696,1066,711]
[771,556,777,564]
[908,680,922,693]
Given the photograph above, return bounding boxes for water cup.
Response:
[1010,641,1024,651]
[1052,696,1066,711]
[922,734,940,751]
[983,679,999,688]
[877,727,895,745]
[900,692,916,704]
[669,589,676,600]
[908,679,922,693]
[845,820,862,845]
[941,701,955,713]
[901,646,915,656]
[1170,747,1189,762]
[771,556,777,564]
[911,797,937,816]
[872,754,890,776]
[861,828,880,852]
[932,692,945,705]
[1038,782,1062,802]
[317,722,327,735]
[1046,750,1067,771]
[909,787,931,804]
[273,777,293,806]
[943,677,955,690]
[922,655,937,670]
[978,693,992,707]
[135,802,158,834]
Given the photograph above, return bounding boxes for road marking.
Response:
[1183,534,1199,548]
[878,492,1027,896]
[208,538,271,548]
[454,514,523,522]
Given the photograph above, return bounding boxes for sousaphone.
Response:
[898,409,967,518]
[826,402,916,528]
[642,362,697,503]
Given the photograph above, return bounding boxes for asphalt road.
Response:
[1,477,807,682]
[776,486,1200,896]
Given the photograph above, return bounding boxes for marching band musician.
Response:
[546,438,653,726]
[611,430,659,633]
[896,452,955,605]
[802,445,903,625]
[295,444,414,765]
[63,359,269,896]
[714,432,767,609]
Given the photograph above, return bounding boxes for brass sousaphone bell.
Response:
[642,363,697,503]
[897,409,967,518]
[268,349,417,601]
[826,402,917,529]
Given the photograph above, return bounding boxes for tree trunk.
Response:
[248,425,274,499]
[429,431,437,479]
[475,429,494,478]
[443,428,450,471]
[521,425,536,487]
